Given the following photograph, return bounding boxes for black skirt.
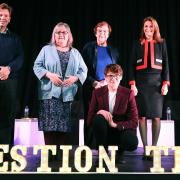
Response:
[136,73,163,118]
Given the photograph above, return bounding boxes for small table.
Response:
[14,118,45,147]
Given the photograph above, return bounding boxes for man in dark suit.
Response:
[87,64,138,164]
[0,3,24,152]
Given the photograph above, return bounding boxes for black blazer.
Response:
[82,41,120,85]
[128,39,170,86]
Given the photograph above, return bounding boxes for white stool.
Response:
[78,119,175,147]
[79,119,84,146]
[137,120,175,147]
[14,118,45,147]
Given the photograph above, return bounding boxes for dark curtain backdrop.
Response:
[2,0,180,141]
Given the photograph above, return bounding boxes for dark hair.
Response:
[0,3,13,16]
[93,21,112,35]
[104,64,123,76]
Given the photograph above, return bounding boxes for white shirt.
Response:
[108,91,117,114]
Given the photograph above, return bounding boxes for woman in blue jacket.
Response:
[33,22,87,158]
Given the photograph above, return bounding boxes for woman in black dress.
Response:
[128,16,170,159]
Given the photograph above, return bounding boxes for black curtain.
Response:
[4,0,180,142]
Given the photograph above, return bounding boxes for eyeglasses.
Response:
[105,74,121,80]
[55,31,68,35]
[96,30,109,34]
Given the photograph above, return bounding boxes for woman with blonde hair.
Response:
[33,22,87,160]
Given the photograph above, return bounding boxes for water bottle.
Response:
[166,107,171,120]
[24,106,29,118]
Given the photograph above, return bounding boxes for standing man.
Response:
[0,3,24,151]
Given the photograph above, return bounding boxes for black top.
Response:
[0,30,24,79]
[128,40,170,84]
[82,41,120,85]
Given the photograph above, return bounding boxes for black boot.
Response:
[116,150,126,164]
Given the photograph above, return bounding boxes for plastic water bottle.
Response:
[24,106,29,118]
[166,107,171,120]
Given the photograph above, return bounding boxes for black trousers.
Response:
[0,79,17,145]
[93,114,138,152]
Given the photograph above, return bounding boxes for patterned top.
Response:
[38,50,72,132]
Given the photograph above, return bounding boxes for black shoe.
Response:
[116,152,126,164]
[142,155,148,160]
[142,155,153,161]
[116,150,126,164]
[116,155,126,164]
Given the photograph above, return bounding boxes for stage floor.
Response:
[17,147,174,173]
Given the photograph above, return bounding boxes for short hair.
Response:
[104,64,123,76]
[0,3,13,16]
[93,21,112,35]
[50,22,73,47]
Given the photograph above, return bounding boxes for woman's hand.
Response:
[131,84,138,96]
[93,80,107,89]
[63,75,78,87]
[46,72,63,86]
[161,84,168,95]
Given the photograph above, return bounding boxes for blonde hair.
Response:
[50,22,73,47]
[140,16,163,44]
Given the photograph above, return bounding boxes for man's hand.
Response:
[97,110,113,122]
[0,66,10,80]
[109,120,117,128]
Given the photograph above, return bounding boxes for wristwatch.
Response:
[119,125,124,131]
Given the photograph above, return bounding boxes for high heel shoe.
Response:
[142,150,153,161]
[142,155,153,161]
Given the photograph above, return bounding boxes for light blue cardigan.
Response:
[33,44,87,102]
